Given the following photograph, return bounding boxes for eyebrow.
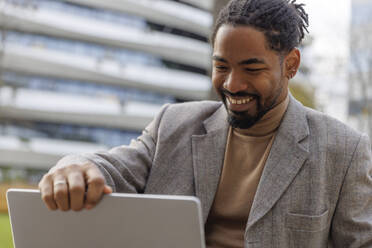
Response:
[238,58,266,65]
[212,55,228,63]
[212,55,266,65]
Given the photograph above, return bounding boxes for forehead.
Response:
[213,25,275,61]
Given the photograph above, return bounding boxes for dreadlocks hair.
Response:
[211,0,309,55]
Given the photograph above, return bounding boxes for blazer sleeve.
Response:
[56,104,170,193]
[331,133,372,247]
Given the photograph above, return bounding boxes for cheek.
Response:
[250,76,273,97]
[211,72,225,90]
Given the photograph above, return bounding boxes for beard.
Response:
[227,104,266,129]
[219,88,277,129]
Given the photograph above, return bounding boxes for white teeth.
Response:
[228,97,253,105]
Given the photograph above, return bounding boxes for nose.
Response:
[223,71,248,94]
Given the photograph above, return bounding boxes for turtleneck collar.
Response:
[234,92,290,137]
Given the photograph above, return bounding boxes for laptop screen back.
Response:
[7,189,205,248]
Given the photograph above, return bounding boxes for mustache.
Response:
[220,88,259,98]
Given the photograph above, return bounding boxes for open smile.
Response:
[226,96,254,105]
[226,95,257,112]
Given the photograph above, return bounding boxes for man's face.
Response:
[212,25,290,129]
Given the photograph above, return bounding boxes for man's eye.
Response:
[244,68,264,72]
[215,66,228,71]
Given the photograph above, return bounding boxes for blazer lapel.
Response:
[192,105,229,223]
[247,96,310,229]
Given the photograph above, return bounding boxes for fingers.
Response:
[67,172,85,211]
[39,174,57,210]
[53,175,69,211]
[84,167,106,209]
[103,185,113,194]
[39,162,110,211]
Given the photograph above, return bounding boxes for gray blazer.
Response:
[63,96,372,247]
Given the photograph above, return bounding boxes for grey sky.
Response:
[299,0,351,121]
[301,0,351,93]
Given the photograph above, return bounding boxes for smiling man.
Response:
[39,0,372,247]
[212,25,293,130]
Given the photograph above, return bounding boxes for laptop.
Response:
[6,189,206,248]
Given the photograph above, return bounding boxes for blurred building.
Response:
[0,0,213,185]
[348,0,372,137]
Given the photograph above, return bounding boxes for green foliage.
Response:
[289,82,316,109]
[0,213,14,248]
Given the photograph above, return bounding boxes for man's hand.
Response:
[38,162,112,211]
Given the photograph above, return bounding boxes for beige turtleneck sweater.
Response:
[205,95,290,248]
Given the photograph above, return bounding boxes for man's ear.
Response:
[284,48,301,79]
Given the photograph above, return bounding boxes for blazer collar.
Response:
[246,94,310,229]
[192,103,229,222]
[192,95,310,224]
[278,94,310,144]
[203,103,229,134]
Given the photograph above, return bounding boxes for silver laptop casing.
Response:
[7,189,206,248]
